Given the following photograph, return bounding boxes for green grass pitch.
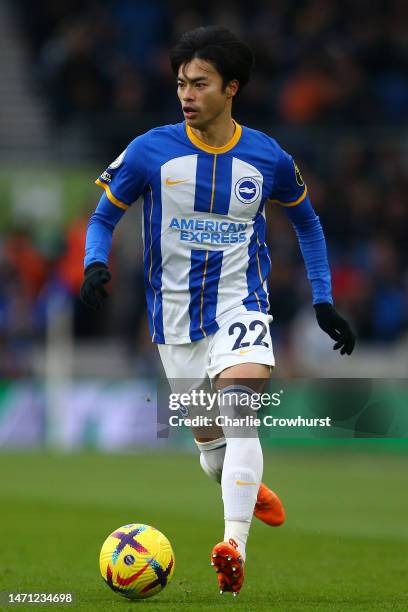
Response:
[0,446,407,611]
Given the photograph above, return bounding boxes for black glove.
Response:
[79,262,111,310]
[314,303,356,355]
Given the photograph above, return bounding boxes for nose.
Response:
[182,85,195,101]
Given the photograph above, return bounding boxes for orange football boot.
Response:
[254,482,286,526]
[210,538,244,596]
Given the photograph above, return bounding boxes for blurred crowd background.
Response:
[0,0,407,380]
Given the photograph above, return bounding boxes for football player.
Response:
[80,26,355,595]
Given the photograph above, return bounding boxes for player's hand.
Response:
[80,263,111,310]
[314,303,355,355]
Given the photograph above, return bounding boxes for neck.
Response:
[190,110,235,148]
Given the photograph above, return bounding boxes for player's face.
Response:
[177,59,236,129]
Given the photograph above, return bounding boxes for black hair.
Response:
[169,26,254,94]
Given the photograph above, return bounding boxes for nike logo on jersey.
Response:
[165,178,189,186]
[236,480,257,486]
[238,348,255,355]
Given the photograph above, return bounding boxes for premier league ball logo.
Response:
[235,177,260,204]
[124,554,135,566]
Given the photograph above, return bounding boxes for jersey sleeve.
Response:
[95,133,150,209]
[269,148,308,207]
[84,192,126,269]
[283,195,333,305]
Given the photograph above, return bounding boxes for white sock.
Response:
[221,437,263,560]
[224,520,251,560]
[196,437,226,484]
[197,386,264,561]
[216,385,262,560]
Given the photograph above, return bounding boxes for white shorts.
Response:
[158,309,274,387]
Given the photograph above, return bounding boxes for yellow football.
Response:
[99,523,175,599]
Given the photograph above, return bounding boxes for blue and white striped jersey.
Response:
[91,121,312,344]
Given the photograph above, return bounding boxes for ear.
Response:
[225,79,239,99]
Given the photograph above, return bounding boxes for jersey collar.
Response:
[185,119,242,154]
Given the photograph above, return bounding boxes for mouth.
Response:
[183,106,198,119]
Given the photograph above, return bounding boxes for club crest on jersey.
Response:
[109,149,126,169]
[235,177,260,204]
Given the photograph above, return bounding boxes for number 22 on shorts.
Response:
[228,320,270,352]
